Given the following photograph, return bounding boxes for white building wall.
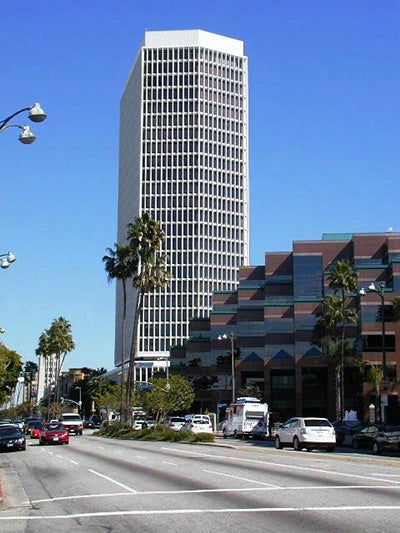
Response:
[116,29,249,368]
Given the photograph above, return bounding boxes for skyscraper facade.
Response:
[116,30,249,368]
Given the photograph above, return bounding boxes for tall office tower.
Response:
[116,29,249,370]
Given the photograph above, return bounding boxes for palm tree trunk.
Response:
[120,281,127,422]
[340,288,346,420]
[126,289,144,424]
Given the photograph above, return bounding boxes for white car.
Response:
[181,415,213,435]
[275,417,336,452]
[162,416,186,431]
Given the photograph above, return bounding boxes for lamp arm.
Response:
[0,107,31,130]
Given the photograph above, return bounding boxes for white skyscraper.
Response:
[116,29,249,372]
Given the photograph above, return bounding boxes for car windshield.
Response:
[44,424,65,431]
[0,427,23,436]
[62,415,81,421]
[171,418,185,423]
[304,419,331,427]
[28,421,42,428]
[193,420,210,425]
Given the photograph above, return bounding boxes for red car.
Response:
[39,423,69,445]
[31,425,43,439]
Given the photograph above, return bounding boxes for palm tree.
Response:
[364,363,383,423]
[102,243,135,421]
[125,212,170,422]
[47,317,75,384]
[327,260,358,419]
[36,318,75,405]
[393,296,400,322]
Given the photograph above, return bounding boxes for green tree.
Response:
[142,375,194,423]
[125,212,170,423]
[314,261,358,419]
[0,343,23,405]
[103,244,135,421]
[91,380,120,419]
[72,367,107,418]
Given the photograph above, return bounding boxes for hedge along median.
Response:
[93,423,215,443]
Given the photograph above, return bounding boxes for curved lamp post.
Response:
[218,333,236,403]
[0,103,47,144]
[0,251,16,269]
[359,282,387,422]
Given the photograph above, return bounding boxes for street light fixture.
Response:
[75,386,82,413]
[0,251,16,269]
[217,333,236,403]
[0,103,47,144]
[359,281,387,421]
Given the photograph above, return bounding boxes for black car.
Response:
[352,424,386,449]
[83,416,102,429]
[372,426,400,455]
[0,426,26,452]
[332,420,365,446]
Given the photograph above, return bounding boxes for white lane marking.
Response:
[203,468,280,487]
[70,460,79,465]
[88,469,137,493]
[370,474,400,477]
[2,505,400,521]
[96,446,105,450]
[30,484,400,504]
[135,455,147,459]
[163,447,400,485]
[163,461,178,466]
[56,455,64,459]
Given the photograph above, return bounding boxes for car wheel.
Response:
[327,445,335,453]
[352,439,359,449]
[293,436,301,451]
[275,436,283,449]
[372,441,381,455]
[222,430,228,439]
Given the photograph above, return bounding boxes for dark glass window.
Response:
[293,256,323,298]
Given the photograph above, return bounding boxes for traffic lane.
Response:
[2,436,400,532]
[24,438,400,514]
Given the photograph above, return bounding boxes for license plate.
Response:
[7,443,13,447]
[53,436,59,441]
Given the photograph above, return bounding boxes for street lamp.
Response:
[0,103,47,144]
[0,251,16,269]
[75,386,82,413]
[359,282,387,422]
[217,333,236,403]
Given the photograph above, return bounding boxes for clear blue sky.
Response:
[1,1,399,372]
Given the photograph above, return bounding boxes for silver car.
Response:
[275,417,336,452]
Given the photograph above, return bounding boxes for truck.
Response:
[59,413,83,435]
[222,397,269,439]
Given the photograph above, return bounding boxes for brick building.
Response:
[171,232,400,423]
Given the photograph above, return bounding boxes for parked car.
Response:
[162,416,186,431]
[275,417,336,452]
[39,423,69,445]
[0,425,26,452]
[332,420,365,446]
[372,426,400,455]
[133,418,147,430]
[180,415,213,435]
[352,424,385,449]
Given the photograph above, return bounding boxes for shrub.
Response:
[94,424,214,443]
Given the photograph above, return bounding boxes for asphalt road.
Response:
[0,432,399,532]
